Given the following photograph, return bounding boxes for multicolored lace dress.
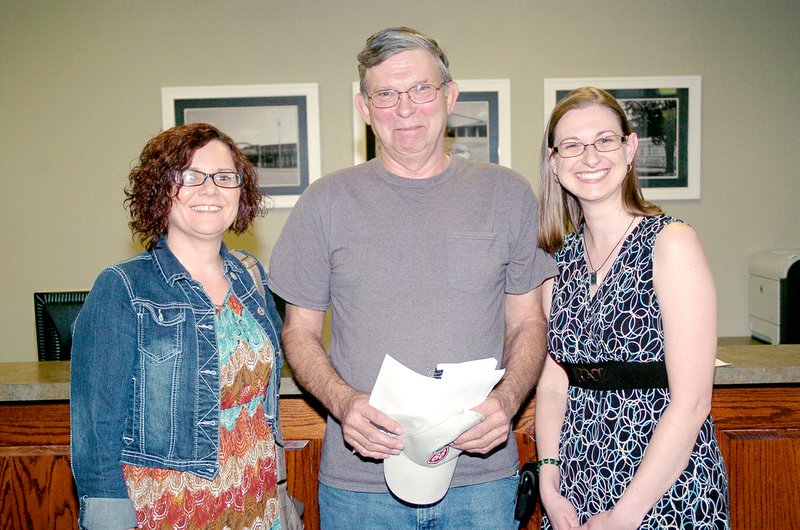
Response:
[543,215,729,529]
[123,291,280,530]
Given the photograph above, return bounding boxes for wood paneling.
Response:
[712,386,800,530]
[284,439,323,530]
[0,403,77,530]
[717,429,800,529]
[0,447,77,530]
[0,402,70,446]
[3,385,800,530]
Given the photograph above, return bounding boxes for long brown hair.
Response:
[538,87,662,254]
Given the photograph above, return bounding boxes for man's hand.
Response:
[450,395,512,454]
[283,304,405,459]
[339,392,405,459]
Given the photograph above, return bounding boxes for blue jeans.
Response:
[319,474,519,529]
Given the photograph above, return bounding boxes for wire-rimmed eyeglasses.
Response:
[174,170,244,188]
[553,134,628,158]
[367,82,447,109]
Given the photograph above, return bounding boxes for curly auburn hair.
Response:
[124,123,265,250]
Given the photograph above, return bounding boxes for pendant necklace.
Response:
[585,216,637,287]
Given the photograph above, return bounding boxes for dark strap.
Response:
[560,360,668,390]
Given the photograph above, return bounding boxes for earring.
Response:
[627,163,632,173]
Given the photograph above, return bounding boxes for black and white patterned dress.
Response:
[543,214,730,529]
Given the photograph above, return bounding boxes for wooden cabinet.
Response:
[2,385,799,529]
[711,386,800,529]
[0,399,327,530]
[0,402,77,530]
[280,396,326,529]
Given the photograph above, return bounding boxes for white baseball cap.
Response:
[383,407,484,505]
[369,355,504,504]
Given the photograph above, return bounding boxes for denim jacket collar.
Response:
[151,236,248,285]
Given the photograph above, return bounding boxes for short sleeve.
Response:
[504,181,557,294]
[268,182,333,311]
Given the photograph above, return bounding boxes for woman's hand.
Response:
[541,493,580,530]
[578,508,640,530]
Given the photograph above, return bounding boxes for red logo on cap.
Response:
[427,446,449,464]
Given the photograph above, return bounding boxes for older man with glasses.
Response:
[269,27,556,529]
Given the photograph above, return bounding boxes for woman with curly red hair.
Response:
[70,123,286,529]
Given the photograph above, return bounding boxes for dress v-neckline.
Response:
[581,218,643,302]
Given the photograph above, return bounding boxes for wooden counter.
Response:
[2,339,799,529]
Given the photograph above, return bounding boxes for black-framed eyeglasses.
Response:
[553,134,628,158]
[367,82,447,109]
[174,169,244,188]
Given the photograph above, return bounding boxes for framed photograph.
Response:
[353,79,511,167]
[544,76,701,200]
[162,84,320,208]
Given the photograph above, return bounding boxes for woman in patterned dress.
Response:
[71,123,285,529]
[534,88,729,529]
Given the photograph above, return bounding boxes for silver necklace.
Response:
[585,216,637,286]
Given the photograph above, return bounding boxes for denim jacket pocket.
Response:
[137,304,186,362]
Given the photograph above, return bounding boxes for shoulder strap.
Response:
[229,249,304,526]
[230,249,266,300]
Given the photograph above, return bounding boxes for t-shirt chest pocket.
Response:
[137,304,186,362]
[446,231,504,293]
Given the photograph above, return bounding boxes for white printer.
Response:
[749,250,800,344]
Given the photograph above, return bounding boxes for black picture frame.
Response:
[354,79,511,167]
[162,84,321,208]
[545,76,701,200]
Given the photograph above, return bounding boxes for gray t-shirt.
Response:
[269,156,556,493]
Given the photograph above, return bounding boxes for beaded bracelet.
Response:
[535,458,561,472]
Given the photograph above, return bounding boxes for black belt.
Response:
[560,360,669,390]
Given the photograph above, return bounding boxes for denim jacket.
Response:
[70,237,283,529]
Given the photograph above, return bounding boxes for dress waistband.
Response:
[559,360,669,390]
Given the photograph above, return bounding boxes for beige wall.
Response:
[2,1,798,362]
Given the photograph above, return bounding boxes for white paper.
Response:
[369,355,504,417]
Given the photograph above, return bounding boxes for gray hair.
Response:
[357,26,452,95]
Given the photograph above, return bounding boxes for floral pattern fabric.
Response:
[124,291,280,530]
